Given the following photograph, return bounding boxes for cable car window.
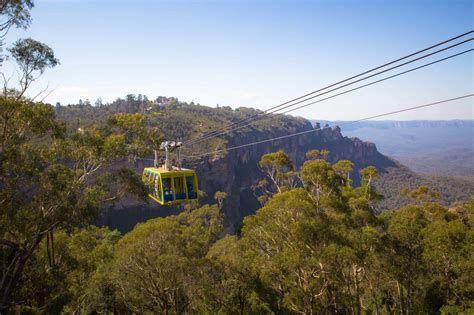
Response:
[152,174,158,198]
[162,177,173,202]
[186,176,196,199]
[154,174,162,201]
[174,176,186,200]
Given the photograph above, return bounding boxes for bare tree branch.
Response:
[30,83,50,102]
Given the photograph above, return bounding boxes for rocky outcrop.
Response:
[193,122,395,231]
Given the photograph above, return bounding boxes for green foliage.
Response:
[241,184,368,313]
[108,112,164,155]
[305,149,330,160]
[214,190,228,208]
[259,150,293,171]
[204,235,266,314]
[7,38,60,98]
[0,1,34,58]
[300,158,346,212]
[451,198,474,227]
[112,205,223,313]
[333,159,354,185]
[8,37,59,74]
[401,185,441,203]
[422,219,474,309]
[258,150,296,195]
[14,227,122,314]
[0,1,33,30]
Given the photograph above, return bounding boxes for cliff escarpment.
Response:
[194,122,396,231]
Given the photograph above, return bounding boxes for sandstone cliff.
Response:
[102,118,397,232]
[194,122,396,231]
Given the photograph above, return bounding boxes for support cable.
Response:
[184,33,473,146]
[189,48,473,147]
[185,94,473,159]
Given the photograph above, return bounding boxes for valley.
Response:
[312,120,474,177]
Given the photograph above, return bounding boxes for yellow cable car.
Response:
[142,166,198,205]
[142,140,198,205]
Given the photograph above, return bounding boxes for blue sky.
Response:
[3,0,473,120]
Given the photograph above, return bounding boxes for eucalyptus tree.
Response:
[0,0,34,62]
[112,205,223,314]
[214,191,228,209]
[14,227,122,314]
[7,38,59,99]
[241,151,386,314]
[333,159,354,186]
[258,150,294,193]
[299,158,345,213]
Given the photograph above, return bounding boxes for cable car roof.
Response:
[144,166,195,175]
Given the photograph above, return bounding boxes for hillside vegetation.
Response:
[44,96,474,237]
[376,164,474,209]
[56,95,310,159]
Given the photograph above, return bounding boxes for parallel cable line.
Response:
[191,47,472,143]
[185,94,473,159]
[184,31,473,146]
[279,49,473,115]
[188,47,473,146]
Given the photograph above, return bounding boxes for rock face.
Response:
[195,122,395,231]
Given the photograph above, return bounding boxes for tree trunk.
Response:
[396,281,405,315]
[239,289,245,315]
[0,235,43,313]
[366,275,380,315]
[353,265,361,315]
[0,250,28,313]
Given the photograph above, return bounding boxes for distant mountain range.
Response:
[309,120,473,177]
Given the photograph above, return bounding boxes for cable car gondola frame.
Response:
[142,141,198,205]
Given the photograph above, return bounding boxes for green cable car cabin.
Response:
[142,167,198,205]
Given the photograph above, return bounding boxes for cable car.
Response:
[142,167,198,205]
[142,141,199,205]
